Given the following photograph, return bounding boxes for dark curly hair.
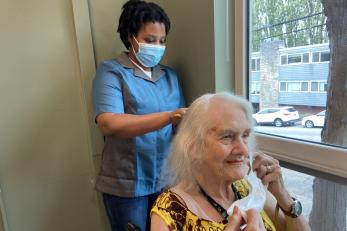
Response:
[117,0,171,49]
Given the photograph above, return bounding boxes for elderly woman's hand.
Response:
[225,207,266,231]
[252,152,292,210]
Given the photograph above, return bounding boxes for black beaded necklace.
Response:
[198,184,241,221]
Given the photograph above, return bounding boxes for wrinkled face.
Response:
[199,101,251,182]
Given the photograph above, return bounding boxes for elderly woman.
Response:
[151,93,311,231]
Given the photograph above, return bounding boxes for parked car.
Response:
[301,110,326,128]
[252,106,300,127]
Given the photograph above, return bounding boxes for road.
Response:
[254,125,322,142]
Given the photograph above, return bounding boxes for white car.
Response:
[252,106,300,127]
[301,110,326,128]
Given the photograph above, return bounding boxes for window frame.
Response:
[251,58,260,72]
[280,52,311,66]
[234,0,347,179]
[250,81,260,95]
[279,81,309,92]
[312,50,331,63]
[310,80,327,93]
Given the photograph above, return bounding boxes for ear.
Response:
[189,141,204,161]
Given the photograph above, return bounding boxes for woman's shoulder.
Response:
[158,64,177,76]
[97,59,123,71]
[153,189,186,210]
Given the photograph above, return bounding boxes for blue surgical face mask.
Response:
[132,36,166,67]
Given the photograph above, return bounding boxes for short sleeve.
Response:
[150,191,185,231]
[92,62,125,120]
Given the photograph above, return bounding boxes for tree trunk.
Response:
[309,1,347,230]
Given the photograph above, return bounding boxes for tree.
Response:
[308,1,347,230]
[251,0,328,51]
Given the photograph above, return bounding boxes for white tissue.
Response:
[227,154,267,214]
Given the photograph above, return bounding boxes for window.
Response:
[287,81,301,91]
[279,81,309,92]
[320,51,330,62]
[288,54,302,64]
[312,52,320,62]
[281,53,310,65]
[281,55,288,65]
[301,81,309,91]
[250,81,260,94]
[302,53,310,63]
[251,58,260,71]
[311,81,318,91]
[319,82,327,92]
[310,81,327,92]
[312,51,330,63]
[246,1,347,229]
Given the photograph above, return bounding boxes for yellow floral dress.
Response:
[151,180,276,231]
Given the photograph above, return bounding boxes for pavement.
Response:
[282,166,347,228]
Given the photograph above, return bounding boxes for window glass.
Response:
[317,110,326,116]
[251,59,256,71]
[312,52,320,62]
[248,0,345,145]
[281,55,287,65]
[287,82,301,91]
[249,1,347,229]
[258,109,269,114]
[288,54,302,64]
[311,81,318,91]
[256,58,260,70]
[286,107,296,112]
[302,53,310,63]
[249,0,347,147]
[301,82,309,91]
[321,51,330,62]
[319,82,327,92]
[251,81,260,94]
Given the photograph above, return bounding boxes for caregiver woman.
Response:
[92,0,186,230]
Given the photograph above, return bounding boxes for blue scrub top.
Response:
[92,52,185,197]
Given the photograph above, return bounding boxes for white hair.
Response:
[161,92,256,189]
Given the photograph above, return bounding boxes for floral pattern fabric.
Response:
[151,179,276,231]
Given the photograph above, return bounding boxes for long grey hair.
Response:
[161,92,255,190]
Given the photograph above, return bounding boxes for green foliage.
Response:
[251,0,328,52]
